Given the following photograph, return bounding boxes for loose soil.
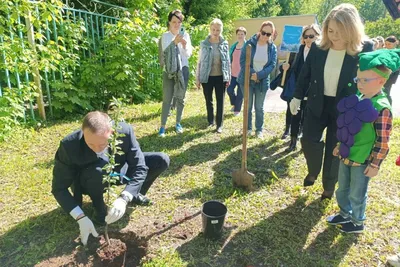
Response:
[36,230,147,267]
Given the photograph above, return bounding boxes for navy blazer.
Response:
[52,122,148,213]
[294,41,373,118]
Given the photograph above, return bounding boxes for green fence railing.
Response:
[0,0,161,123]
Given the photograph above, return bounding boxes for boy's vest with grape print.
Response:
[346,91,391,163]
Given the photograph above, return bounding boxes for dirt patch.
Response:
[36,230,147,267]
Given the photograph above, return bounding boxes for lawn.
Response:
[0,90,399,266]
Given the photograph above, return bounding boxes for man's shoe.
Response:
[337,222,364,233]
[175,123,183,134]
[303,174,316,187]
[281,129,289,139]
[387,254,400,267]
[256,131,263,139]
[216,127,223,134]
[326,214,351,225]
[92,215,106,226]
[131,193,152,206]
[158,127,166,137]
[286,136,297,152]
[321,190,334,201]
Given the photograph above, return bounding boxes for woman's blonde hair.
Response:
[320,3,365,56]
[301,24,321,45]
[209,18,223,36]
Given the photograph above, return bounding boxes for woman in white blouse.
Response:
[158,10,192,137]
[289,4,373,200]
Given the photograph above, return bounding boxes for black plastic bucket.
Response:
[201,200,227,239]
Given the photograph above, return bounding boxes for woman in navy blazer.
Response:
[282,24,321,152]
[290,4,373,200]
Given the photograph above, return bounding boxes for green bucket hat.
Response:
[358,48,400,79]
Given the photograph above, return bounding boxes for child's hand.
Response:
[396,155,400,166]
[332,146,339,157]
[364,165,379,178]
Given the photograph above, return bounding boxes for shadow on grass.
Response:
[176,137,302,201]
[0,202,136,267]
[177,196,357,266]
[137,115,213,152]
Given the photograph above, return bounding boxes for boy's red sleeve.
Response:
[369,108,392,168]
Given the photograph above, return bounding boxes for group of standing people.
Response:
[51,5,400,266]
[159,10,278,136]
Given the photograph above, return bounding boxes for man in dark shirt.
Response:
[52,111,169,245]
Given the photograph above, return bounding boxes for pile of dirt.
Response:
[36,230,147,267]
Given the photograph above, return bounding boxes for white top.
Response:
[161,31,192,68]
[253,43,269,72]
[324,49,346,97]
[303,45,310,61]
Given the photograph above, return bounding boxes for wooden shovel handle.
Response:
[242,45,251,170]
[281,53,290,86]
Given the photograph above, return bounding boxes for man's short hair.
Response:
[82,111,112,134]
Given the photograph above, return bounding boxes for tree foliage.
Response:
[365,15,400,39]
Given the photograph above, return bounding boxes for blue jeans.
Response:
[227,76,243,112]
[247,86,267,132]
[336,161,370,225]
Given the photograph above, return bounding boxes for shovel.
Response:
[232,44,254,191]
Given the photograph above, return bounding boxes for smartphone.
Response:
[179,26,185,36]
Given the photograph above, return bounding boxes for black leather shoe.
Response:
[281,129,289,140]
[303,174,316,187]
[321,191,334,201]
[131,193,152,206]
[92,215,106,226]
[285,136,297,152]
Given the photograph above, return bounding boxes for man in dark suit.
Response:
[52,111,169,245]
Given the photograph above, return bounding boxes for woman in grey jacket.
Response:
[196,18,231,133]
[237,21,277,138]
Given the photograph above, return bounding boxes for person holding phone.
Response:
[159,9,192,137]
[196,18,231,133]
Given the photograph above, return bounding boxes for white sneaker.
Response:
[256,131,263,139]
[387,254,400,267]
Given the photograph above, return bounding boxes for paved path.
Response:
[265,78,400,117]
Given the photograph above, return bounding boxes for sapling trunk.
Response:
[102,98,125,246]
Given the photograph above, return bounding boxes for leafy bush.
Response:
[0,0,86,138]
[365,15,400,39]
[72,9,164,110]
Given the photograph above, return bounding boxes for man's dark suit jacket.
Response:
[52,122,148,213]
[294,41,373,118]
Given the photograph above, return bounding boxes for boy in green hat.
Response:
[326,49,400,233]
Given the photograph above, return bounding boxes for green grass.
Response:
[0,90,399,266]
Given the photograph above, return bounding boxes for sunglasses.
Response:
[260,31,272,37]
[303,34,315,39]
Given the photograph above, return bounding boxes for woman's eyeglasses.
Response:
[261,31,272,37]
[303,34,315,39]
[353,77,380,84]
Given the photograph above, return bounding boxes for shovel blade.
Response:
[232,168,255,191]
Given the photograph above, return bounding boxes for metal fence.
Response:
[0,0,161,121]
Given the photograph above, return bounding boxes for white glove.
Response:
[105,197,127,224]
[289,98,301,115]
[77,216,99,246]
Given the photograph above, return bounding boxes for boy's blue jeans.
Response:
[336,161,371,225]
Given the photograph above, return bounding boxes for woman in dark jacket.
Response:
[282,24,321,151]
[289,3,373,200]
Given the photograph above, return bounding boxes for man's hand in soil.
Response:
[77,216,99,245]
[105,197,128,224]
